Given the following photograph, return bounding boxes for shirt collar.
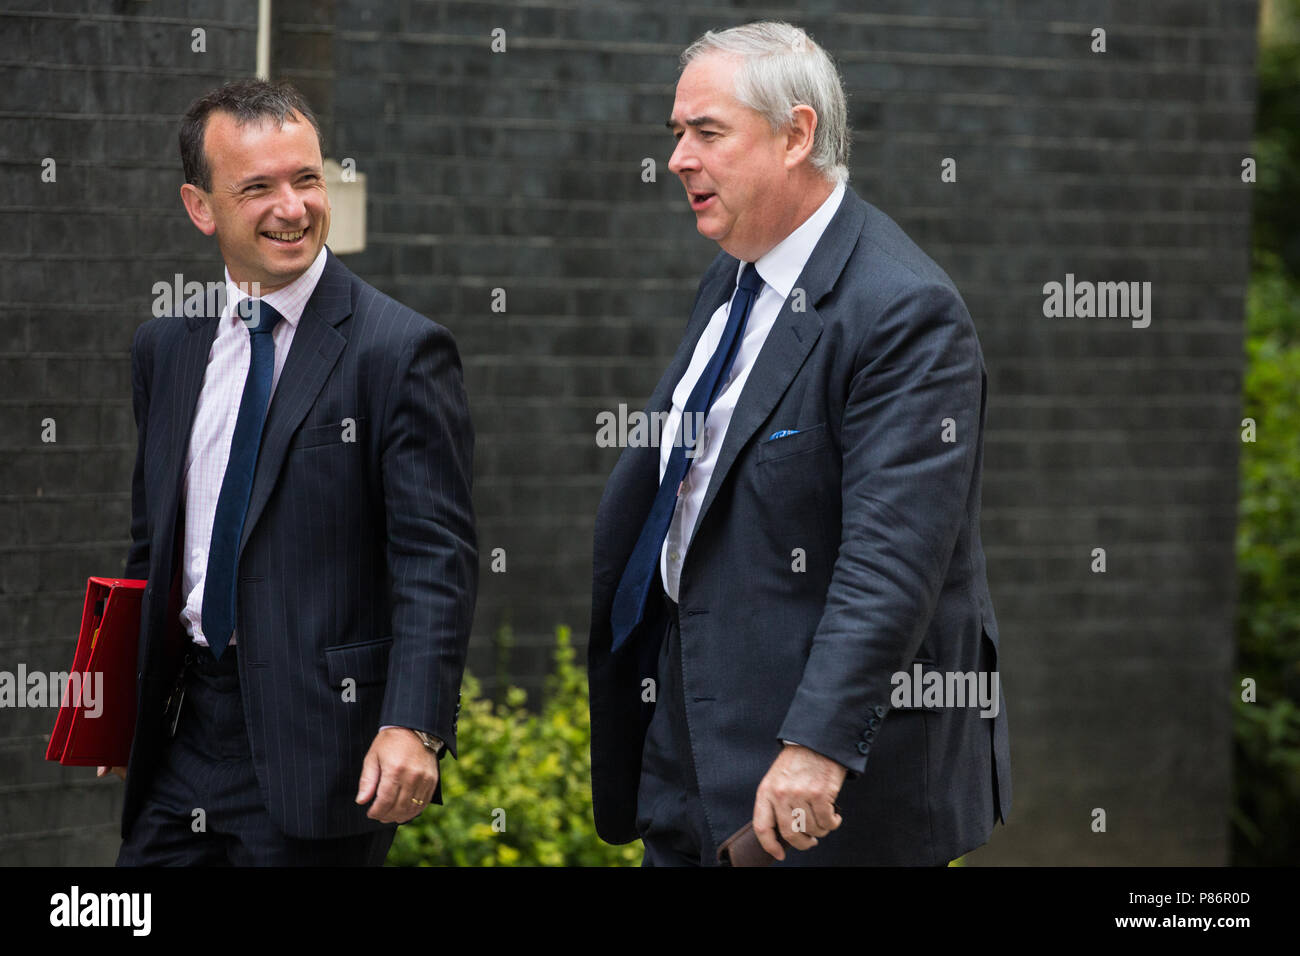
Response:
[221,245,330,329]
[746,180,846,299]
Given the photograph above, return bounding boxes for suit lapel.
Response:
[607,263,733,507]
[693,188,868,535]
[237,250,352,558]
[596,263,735,589]
[603,265,738,496]
[646,264,735,418]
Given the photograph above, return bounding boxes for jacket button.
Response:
[868,717,879,729]
[865,730,875,742]
[874,704,885,717]
[857,741,869,755]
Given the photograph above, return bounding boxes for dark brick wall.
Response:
[0,0,1257,865]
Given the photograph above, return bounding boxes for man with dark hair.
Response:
[177,80,324,193]
[102,79,477,865]
[589,22,1010,866]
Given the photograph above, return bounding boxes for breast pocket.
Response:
[754,422,829,464]
[749,423,835,568]
[290,417,366,451]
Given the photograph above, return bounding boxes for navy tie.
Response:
[201,299,284,659]
[610,263,764,653]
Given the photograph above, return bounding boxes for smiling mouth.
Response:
[263,226,308,244]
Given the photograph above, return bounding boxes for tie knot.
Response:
[737,262,763,295]
[237,298,284,334]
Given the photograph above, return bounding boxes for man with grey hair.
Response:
[590,21,1010,865]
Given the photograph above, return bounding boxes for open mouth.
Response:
[689,191,716,211]
[262,226,308,246]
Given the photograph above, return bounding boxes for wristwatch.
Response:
[412,730,445,756]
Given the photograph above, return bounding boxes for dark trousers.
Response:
[117,644,395,866]
[635,594,717,866]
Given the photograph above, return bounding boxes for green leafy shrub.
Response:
[1234,259,1300,865]
[386,625,643,866]
[1233,0,1300,866]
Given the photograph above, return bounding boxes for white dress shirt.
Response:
[659,181,845,601]
[180,246,328,647]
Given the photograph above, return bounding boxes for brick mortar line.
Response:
[0,109,1262,142]
[332,29,1257,72]
[0,62,251,77]
[0,821,120,844]
[387,0,1257,30]
[0,497,128,504]
[0,10,258,27]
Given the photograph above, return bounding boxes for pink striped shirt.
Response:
[180,247,329,647]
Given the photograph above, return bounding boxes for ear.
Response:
[180,183,217,237]
[783,104,819,171]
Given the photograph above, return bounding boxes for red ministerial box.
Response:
[45,577,146,767]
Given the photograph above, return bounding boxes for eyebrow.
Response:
[233,166,321,188]
[665,115,725,131]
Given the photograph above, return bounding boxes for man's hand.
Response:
[355,727,440,824]
[752,743,846,861]
[96,766,126,781]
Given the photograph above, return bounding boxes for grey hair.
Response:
[681,21,850,184]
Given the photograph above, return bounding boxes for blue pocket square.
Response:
[767,429,800,441]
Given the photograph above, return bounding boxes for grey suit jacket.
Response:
[121,248,477,840]
[588,186,1010,865]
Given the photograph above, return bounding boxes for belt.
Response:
[186,641,238,675]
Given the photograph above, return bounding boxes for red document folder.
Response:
[45,576,146,767]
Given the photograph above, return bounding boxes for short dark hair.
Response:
[179,79,323,191]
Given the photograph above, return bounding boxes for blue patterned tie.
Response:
[201,299,284,659]
[610,263,764,653]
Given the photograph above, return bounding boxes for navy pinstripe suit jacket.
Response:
[121,248,477,840]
